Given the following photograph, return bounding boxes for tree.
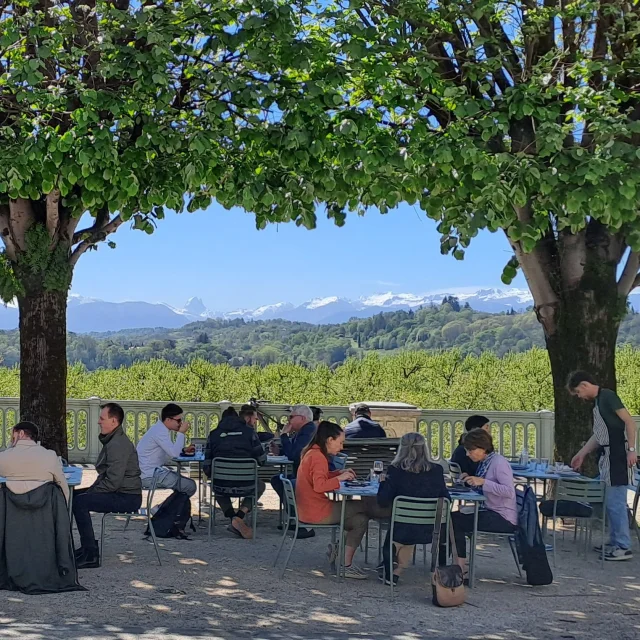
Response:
[0,1,310,455]
[233,1,640,462]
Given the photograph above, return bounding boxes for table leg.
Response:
[337,497,347,582]
[198,462,203,524]
[469,501,480,588]
[176,461,183,493]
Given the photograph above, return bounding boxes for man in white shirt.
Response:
[0,421,69,502]
[136,403,197,497]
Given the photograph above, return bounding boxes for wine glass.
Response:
[373,460,384,478]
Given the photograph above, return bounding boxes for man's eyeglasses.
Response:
[172,417,183,424]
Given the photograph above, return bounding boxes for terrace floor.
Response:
[1,471,639,640]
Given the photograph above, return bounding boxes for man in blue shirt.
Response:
[270,404,316,539]
[344,404,386,438]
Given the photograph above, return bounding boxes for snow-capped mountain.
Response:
[0,287,636,333]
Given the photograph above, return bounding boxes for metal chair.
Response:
[387,496,450,595]
[273,476,343,579]
[208,457,258,541]
[547,479,607,566]
[448,462,462,482]
[101,468,162,566]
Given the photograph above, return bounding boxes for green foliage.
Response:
[17,225,72,293]
[0,346,637,416]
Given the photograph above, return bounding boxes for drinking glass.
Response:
[540,458,549,471]
[195,443,203,456]
[555,461,564,473]
[373,460,384,475]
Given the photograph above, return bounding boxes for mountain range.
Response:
[0,287,638,333]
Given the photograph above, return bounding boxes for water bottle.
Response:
[520,446,529,467]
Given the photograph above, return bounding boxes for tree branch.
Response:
[8,198,34,251]
[45,189,60,240]
[618,250,640,296]
[69,214,123,267]
[0,204,17,261]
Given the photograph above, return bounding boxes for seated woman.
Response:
[376,432,450,586]
[295,421,369,580]
[452,429,518,580]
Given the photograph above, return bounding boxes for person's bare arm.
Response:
[616,407,638,467]
[571,435,600,470]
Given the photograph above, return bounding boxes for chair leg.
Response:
[508,536,522,578]
[252,496,257,542]
[281,524,298,579]
[123,515,132,532]
[147,517,162,566]
[208,488,214,541]
[552,516,557,567]
[274,519,290,569]
[364,525,369,564]
[100,514,107,567]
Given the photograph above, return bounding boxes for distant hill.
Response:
[1,297,639,370]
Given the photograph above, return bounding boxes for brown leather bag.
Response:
[431,499,465,607]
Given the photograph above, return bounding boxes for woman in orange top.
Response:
[296,421,370,579]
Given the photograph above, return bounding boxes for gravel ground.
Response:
[1,470,639,640]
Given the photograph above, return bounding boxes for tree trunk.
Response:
[544,287,621,469]
[18,288,68,457]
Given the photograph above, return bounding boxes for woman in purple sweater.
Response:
[452,429,518,577]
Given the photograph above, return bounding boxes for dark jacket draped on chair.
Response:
[0,482,86,594]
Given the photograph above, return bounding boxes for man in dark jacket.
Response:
[344,404,386,439]
[73,402,142,569]
[204,404,266,539]
[450,415,490,477]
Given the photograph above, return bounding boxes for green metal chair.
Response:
[105,467,162,566]
[273,476,343,579]
[208,457,259,541]
[448,461,463,482]
[548,479,607,566]
[386,496,451,596]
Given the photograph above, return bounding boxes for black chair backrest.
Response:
[342,438,400,477]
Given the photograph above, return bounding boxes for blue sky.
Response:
[71,202,528,311]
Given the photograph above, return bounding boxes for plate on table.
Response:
[344,480,370,488]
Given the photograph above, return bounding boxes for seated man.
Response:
[450,415,490,477]
[344,404,386,439]
[0,421,69,503]
[204,404,267,539]
[73,403,142,569]
[136,403,196,498]
[269,404,317,539]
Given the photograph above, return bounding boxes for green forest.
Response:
[0,298,624,369]
[2,346,640,415]
[1,297,639,370]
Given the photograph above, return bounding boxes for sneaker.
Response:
[344,563,367,580]
[230,516,253,540]
[604,547,633,562]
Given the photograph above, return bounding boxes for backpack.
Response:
[145,492,194,539]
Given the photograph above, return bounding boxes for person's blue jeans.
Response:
[606,484,631,549]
